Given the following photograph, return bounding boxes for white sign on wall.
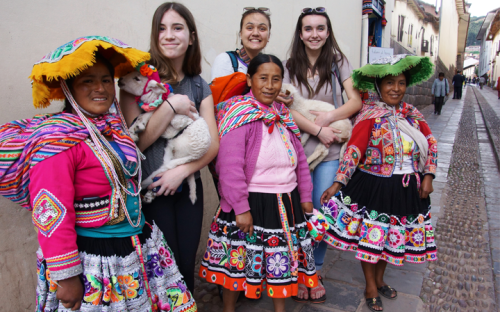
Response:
[369,47,394,63]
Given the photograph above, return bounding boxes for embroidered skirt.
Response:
[35,223,197,312]
[198,189,318,299]
[322,171,437,266]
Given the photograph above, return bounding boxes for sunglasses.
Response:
[301,7,327,14]
[243,7,271,15]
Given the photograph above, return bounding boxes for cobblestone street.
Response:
[192,86,500,312]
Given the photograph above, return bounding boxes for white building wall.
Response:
[437,0,460,72]
[479,39,492,77]
[490,31,500,85]
[391,0,439,62]
[0,1,362,310]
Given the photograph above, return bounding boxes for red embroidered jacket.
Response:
[335,103,437,186]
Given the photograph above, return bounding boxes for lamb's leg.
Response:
[309,148,330,171]
[339,142,348,159]
[306,143,328,165]
[300,132,310,146]
[187,174,197,204]
[143,190,156,203]
[129,112,153,142]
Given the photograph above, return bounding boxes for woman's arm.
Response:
[119,90,197,152]
[149,95,219,195]
[312,77,362,126]
[291,109,341,147]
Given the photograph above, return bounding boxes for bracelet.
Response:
[166,99,177,114]
[316,127,322,137]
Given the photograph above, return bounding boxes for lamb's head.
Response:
[281,83,300,98]
[117,63,171,112]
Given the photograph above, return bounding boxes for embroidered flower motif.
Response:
[210,222,219,233]
[298,249,308,267]
[246,232,257,243]
[343,196,351,205]
[390,216,398,226]
[267,236,280,247]
[400,216,407,224]
[369,210,378,219]
[299,228,307,238]
[371,165,381,173]
[158,247,174,268]
[405,229,410,243]
[323,198,339,219]
[359,224,368,239]
[347,219,359,235]
[350,203,358,212]
[410,228,425,247]
[387,228,404,249]
[379,215,389,223]
[385,155,395,164]
[381,164,392,174]
[417,215,424,224]
[372,129,381,137]
[148,253,163,277]
[336,210,350,231]
[238,230,247,240]
[229,246,246,270]
[384,146,395,155]
[351,151,358,159]
[266,252,290,277]
[117,274,140,299]
[367,226,385,246]
[252,253,263,275]
[375,117,381,123]
[343,153,352,162]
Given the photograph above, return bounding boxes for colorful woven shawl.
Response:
[0,112,137,209]
[216,95,300,139]
[353,101,425,127]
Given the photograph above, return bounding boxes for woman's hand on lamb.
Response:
[236,211,254,237]
[56,275,83,311]
[301,202,313,214]
[310,110,335,127]
[149,165,189,196]
[167,94,197,120]
[419,175,434,199]
[276,92,294,107]
[320,182,342,204]
[317,126,342,147]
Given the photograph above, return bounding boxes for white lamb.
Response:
[118,69,211,204]
[281,83,352,170]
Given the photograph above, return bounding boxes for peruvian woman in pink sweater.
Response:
[199,54,318,312]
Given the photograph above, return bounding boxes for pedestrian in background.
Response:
[431,72,449,115]
[479,76,485,90]
[452,70,464,99]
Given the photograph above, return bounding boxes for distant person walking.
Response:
[497,77,500,99]
[479,76,485,90]
[452,71,465,99]
[432,73,449,115]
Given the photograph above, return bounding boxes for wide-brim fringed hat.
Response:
[29,36,150,108]
[351,54,434,92]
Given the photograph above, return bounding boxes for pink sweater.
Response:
[216,120,313,216]
[248,122,298,193]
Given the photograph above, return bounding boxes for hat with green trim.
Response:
[351,54,434,92]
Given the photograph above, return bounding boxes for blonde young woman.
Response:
[120,2,219,293]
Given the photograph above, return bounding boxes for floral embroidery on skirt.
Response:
[199,190,318,299]
[35,224,197,312]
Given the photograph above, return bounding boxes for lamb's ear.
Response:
[145,80,167,93]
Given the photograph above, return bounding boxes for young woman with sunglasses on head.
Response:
[120,2,219,294]
[211,7,271,80]
[278,7,362,303]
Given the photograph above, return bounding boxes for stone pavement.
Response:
[192,87,499,311]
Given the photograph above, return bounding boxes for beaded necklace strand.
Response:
[61,80,144,227]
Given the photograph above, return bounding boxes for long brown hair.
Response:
[286,11,346,99]
[149,2,202,83]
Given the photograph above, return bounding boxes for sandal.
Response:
[366,296,383,312]
[309,275,326,304]
[291,284,309,303]
[377,285,397,300]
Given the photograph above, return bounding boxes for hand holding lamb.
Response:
[118,63,211,204]
[281,83,352,170]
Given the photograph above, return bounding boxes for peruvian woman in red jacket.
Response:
[320,55,437,312]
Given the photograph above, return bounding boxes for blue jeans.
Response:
[310,160,339,271]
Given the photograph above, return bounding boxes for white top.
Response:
[393,130,416,174]
[211,52,248,80]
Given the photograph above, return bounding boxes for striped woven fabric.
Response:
[0,112,138,209]
[353,101,425,127]
[215,95,300,139]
